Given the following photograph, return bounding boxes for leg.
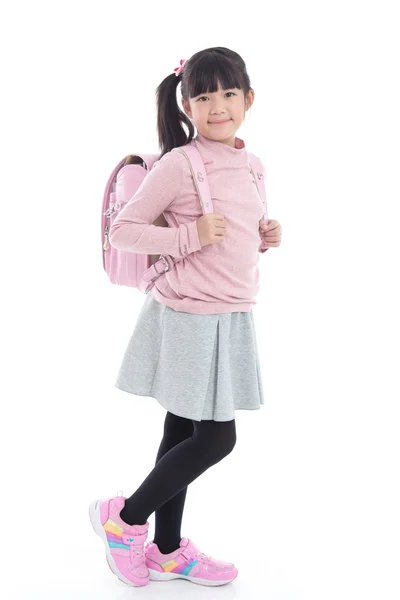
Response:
[120,418,236,529]
[153,412,194,554]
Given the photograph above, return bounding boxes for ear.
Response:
[182,97,192,118]
[245,89,255,111]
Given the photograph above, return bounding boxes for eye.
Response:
[197,92,236,102]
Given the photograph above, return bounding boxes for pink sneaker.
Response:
[145,537,238,586]
[89,494,150,587]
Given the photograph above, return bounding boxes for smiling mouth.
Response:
[209,119,231,124]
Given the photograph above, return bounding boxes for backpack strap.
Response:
[171,146,215,214]
[141,144,211,285]
[248,153,268,222]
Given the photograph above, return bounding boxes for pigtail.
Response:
[156,72,194,158]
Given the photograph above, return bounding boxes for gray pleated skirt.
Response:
[114,290,265,422]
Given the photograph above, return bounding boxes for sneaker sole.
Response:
[148,567,237,586]
[88,499,148,587]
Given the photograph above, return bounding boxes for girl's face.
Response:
[182,83,254,147]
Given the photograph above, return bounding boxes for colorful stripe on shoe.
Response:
[161,558,198,575]
[103,519,133,551]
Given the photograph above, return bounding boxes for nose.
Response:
[210,98,227,114]
[210,109,227,119]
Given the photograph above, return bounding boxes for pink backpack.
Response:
[101,142,268,294]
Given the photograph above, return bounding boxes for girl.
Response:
[89,46,282,588]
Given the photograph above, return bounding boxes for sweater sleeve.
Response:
[108,150,202,258]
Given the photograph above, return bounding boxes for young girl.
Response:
[89,46,282,588]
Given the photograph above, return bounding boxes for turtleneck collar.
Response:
[192,131,248,166]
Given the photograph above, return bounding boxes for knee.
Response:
[219,427,237,458]
[163,412,193,444]
[207,430,236,464]
[194,421,237,465]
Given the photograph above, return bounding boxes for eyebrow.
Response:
[194,88,237,98]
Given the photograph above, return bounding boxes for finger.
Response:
[262,241,279,248]
[268,222,280,232]
[263,234,280,241]
[262,232,280,241]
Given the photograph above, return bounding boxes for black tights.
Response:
[119,411,236,554]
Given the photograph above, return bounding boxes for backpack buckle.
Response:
[159,255,170,272]
[104,206,114,218]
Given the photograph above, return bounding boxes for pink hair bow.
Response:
[174,59,187,77]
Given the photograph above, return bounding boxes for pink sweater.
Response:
[109,132,268,314]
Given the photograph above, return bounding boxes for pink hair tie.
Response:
[174,58,187,77]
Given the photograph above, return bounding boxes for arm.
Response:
[109,150,202,259]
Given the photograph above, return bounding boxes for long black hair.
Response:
[155,47,253,158]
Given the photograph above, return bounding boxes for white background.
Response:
[1,1,399,599]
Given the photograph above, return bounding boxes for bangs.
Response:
[186,54,245,99]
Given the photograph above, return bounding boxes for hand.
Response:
[196,214,226,247]
[259,218,282,249]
